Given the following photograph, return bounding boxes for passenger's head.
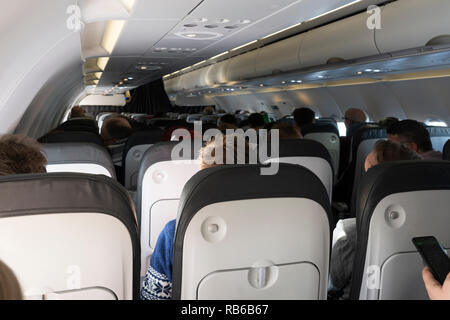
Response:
[0,134,47,176]
[219,114,238,126]
[378,117,399,129]
[202,106,215,116]
[0,260,22,300]
[69,106,85,119]
[271,122,302,139]
[387,119,433,153]
[292,107,315,127]
[364,139,422,172]
[199,134,251,170]
[101,116,133,145]
[344,108,367,129]
[248,113,266,130]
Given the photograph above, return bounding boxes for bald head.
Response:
[344,108,367,129]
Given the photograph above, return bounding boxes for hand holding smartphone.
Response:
[412,236,450,285]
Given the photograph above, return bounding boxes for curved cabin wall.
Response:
[0,0,84,138]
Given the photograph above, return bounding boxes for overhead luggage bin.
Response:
[300,12,378,68]
[375,0,450,54]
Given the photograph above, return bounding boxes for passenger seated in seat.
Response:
[387,119,443,160]
[68,106,86,119]
[217,114,238,131]
[202,106,215,116]
[0,134,47,175]
[140,134,250,300]
[378,117,399,129]
[329,140,421,299]
[247,113,266,131]
[271,122,302,139]
[292,107,315,129]
[101,116,134,157]
[0,135,48,300]
[0,260,22,300]
[343,108,367,137]
[101,116,134,183]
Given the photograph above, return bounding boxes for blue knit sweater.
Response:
[140,219,176,300]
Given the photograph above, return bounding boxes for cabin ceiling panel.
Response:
[80,0,130,23]
[131,0,204,20]
[112,20,182,56]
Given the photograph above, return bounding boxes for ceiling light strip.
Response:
[102,20,126,54]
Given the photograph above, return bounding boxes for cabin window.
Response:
[425,119,447,127]
[337,121,347,137]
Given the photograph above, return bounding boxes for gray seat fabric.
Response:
[42,143,116,179]
[172,163,332,300]
[0,173,139,300]
[302,123,340,180]
[122,130,163,190]
[351,161,450,300]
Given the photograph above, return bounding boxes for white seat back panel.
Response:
[140,160,201,276]
[0,213,133,300]
[180,198,330,300]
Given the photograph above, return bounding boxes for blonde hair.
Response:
[199,134,250,170]
[0,260,23,300]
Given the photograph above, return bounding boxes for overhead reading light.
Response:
[193,18,209,23]
[102,20,126,54]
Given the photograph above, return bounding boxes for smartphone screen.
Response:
[412,236,450,285]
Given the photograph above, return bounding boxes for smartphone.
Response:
[412,236,450,285]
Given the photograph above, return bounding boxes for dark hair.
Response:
[0,134,47,176]
[105,117,133,141]
[378,117,399,129]
[248,113,266,128]
[373,139,422,163]
[219,114,238,126]
[387,119,433,152]
[293,107,315,126]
